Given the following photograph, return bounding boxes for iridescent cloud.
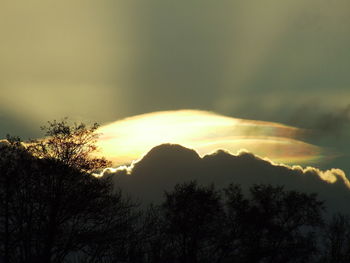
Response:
[96,110,326,166]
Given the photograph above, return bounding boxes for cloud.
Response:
[95,110,327,166]
[0,140,10,147]
[0,110,39,139]
[103,143,350,214]
[290,104,350,138]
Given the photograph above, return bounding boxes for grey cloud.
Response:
[287,105,350,178]
[105,144,350,214]
[0,109,40,139]
[289,104,350,138]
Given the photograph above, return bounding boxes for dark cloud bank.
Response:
[290,104,350,139]
[104,144,350,214]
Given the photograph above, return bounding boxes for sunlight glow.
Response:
[95,110,326,166]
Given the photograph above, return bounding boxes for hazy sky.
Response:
[1,0,349,173]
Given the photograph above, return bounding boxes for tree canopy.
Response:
[0,119,348,263]
[0,120,136,263]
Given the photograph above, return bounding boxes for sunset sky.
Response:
[1,0,349,178]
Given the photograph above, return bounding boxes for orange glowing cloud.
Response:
[95,110,327,166]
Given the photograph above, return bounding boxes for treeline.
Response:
[0,121,350,263]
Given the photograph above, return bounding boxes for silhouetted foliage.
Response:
[1,120,349,263]
[136,205,167,263]
[162,181,224,263]
[320,213,350,263]
[222,184,324,263]
[0,120,136,263]
[133,182,325,263]
[28,119,111,172]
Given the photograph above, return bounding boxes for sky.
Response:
[0,0,349,176]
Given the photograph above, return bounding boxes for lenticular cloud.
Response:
[96,110,327,166]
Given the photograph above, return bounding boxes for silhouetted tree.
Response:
[223,184,324,263]
[135,182,326,263]
[161,181,224,263]
[0,120,136,263]
[137,205,166,263]
[0,137,33,263]
[320,213,350,263]
[0,120,336,263]
[27,119,110,172]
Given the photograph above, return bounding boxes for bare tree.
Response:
[27,119,110,172]
[162,181,224,263]
[223,184,324,263]
[320,213,350,263]
[0,120,136,263]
